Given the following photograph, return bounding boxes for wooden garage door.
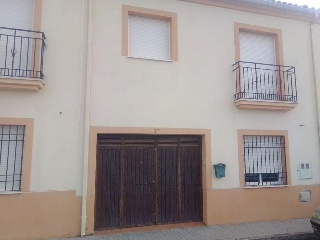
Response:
[95,135,202,230]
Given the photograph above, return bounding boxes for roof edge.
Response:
[179,0,320,23]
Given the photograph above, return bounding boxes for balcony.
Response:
[0,27,46,91]
[233,61,297,111]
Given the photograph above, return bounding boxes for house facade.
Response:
[1,0,320,239]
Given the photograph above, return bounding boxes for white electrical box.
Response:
[299,190,311,202]
[298,162,312,180]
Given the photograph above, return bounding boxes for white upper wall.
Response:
[90,0,320,189]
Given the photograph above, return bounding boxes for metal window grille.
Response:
[243,135,287,186]
[0,125,25,191]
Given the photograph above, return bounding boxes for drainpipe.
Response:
[310,12,320,144]
[80,0,92,237]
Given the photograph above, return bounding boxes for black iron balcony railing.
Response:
[233,61,297,103]
[0,27,46,80]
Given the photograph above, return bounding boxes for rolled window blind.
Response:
[240,31,276,64]
[128,15,170,60]
[0,0,34,30]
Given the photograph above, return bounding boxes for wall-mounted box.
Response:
[298,162,312,180]
[213,163,226,178]
[299,190,311,202]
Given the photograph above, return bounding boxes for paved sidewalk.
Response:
[55,218,317,240]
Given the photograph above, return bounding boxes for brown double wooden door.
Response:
[95,135,202,231]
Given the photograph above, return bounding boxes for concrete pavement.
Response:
[54,218,318,240]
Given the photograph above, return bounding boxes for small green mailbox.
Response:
[213,163,226,178]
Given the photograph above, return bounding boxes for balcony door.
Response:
[0,0,34,77]
[239,31,278,99]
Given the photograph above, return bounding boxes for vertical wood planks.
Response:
[95,135,202,230]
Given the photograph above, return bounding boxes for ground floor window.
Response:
[0,125,25,191]
[243,135,287,186]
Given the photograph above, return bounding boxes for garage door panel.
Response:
[157,147,179,224]
[123,147,155,227]
[95,147,121,230]
[181,146,202,222]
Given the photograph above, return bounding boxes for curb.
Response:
[246,233,319,240]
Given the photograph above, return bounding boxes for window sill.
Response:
[0,191,22,195]
[245,185,289,189]
[235,100,297,111]
[127,56,173,62]
[0,77,44,91]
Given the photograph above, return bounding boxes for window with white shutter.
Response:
[0,0,34,30]
[239,31,278,97]
[0,125,25,192]
[128,15,170,61]
[122,5,178,61]
[239,31,276,65]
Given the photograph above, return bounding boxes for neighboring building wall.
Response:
[0,0,86,239]
[312,23,320,143]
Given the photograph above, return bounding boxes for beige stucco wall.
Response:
[0,191,81,240]
[90,0,320,189]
